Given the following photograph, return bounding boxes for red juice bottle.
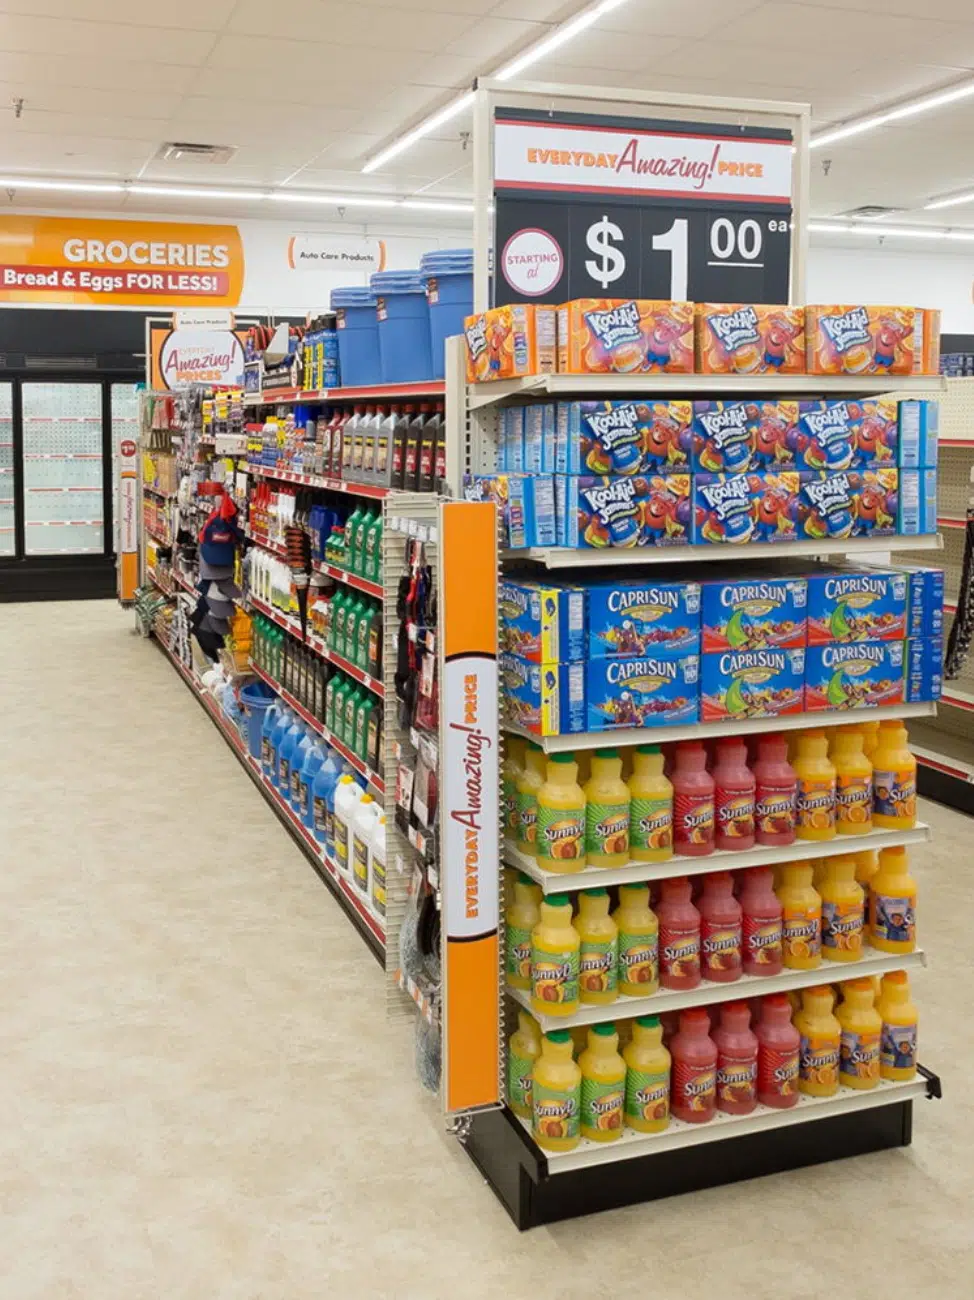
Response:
[713,738,756,851]
[671,742,715,856]
[699,871,743,983]
[752,734,797,846]
[656,876,701,990]
[739,866,784,976]
[713,1000,758,1115]
[755,993,801,1108]
[670,1008,717,1124]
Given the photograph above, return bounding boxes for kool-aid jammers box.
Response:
[587,580,701,657]
[557,299,694,374]
[806,569,907,644]
[701,576,807,652]
[692,400,799,472]
[796,399,898,470]
[499,579,585,663]
[804,641,905,711]
[898,469,938,534]
[806,305,917,376]
[464,303,557,382]
[463,473,556,548]
[585,654,699,731]
[695,304,805,375]
[701,648,805,721]
[557,474,691,548]
[797,469,898,540]
[499,652,586,736]
[906,636,943,702]
[897,399,939,468]
[557,400,692,475]
[694,472,801,545]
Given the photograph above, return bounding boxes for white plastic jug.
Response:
[333,775,360,879]
[352,793,381,898]
[371,813,387,919]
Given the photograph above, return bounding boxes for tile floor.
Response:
[0,600,969,1299]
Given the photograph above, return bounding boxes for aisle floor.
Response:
[1,601,970,1299]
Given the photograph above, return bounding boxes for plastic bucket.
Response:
[421,249,473,380]
[331,287,381,388]
[370,270,433,384]
[240,681,276,760]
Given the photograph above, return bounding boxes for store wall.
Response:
[807,243,974,332]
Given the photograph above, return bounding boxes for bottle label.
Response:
[840,1028,880,1083]
[298,779,310,820]
[782,903,821,962]
[531,944,579,1008]
[508,1050,535,1114]
[870,892,916,946]
[324,807,335,849]
[873,768,917,822]
[672,1059,715,1116]
[630,795,672,854]
[743,912,783,968]
[836,772,872,830]
[290,768,302,803]
[585,799,630,859]
[516,790,538,848]
[758,1045,799,1099]
[796,775,836,833]
[533,1079,579,1143]
[799,1032,841,1089]
[716,1051,757,1108]
[502,774,518,838]
[715,788,755,841]
[372,857,386,916]
[261,736,273,769]
[625,1068,669,1125]
[581,1075,625,1134]
[702,919,742,977]
[352,833,369,892]
[881,1022,917,1072]
[754,779,796,838]
[673,790,714,849]
[579,935,619,998]
[279,758,290,791]
[822,898,864,955]
[334,818,349,870]
[618,931,658,989]
[506,924,532,985]
[536,802,585,863]
[313,794,327,836]
[659,921,700,983]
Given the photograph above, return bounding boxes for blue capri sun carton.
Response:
[499,652,586,736]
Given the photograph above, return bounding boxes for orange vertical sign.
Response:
[440,500,500,1115]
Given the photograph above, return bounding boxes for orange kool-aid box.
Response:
[557,299,694,375]
[464,303,557,382]
[805,305,918,376]
[916,308,941,375]
[695,303,805,375]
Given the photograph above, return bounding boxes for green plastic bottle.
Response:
[352,508,374,576]
[364,511,383,583]
[344,504,364,573]
[331,676,350,742]
[343,685,364,748]
[355,600,375,670]
[330,590,349,657]
[325,671,338,736]
[355,694,376,761]
[344,598,365,666]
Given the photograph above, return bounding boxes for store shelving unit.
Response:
[505,535,942,568]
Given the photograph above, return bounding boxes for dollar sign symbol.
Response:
[585,216,625,290]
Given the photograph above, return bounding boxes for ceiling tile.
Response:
[0,81,181,118]
[0,14,217,64]
[537,32,681,73]
[444,15,545,61]
[0,0,236,28]
[227,0,476,52]
[204,34,405,82]
[408,53,481,89]
[0,51,201,94]
[600,0,763,38]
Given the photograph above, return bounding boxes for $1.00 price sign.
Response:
[493,112,793,305]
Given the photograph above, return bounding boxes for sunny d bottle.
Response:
[793,730,836,841]
[871,720,917,829]
[877,970,918,1081]
[657,876,702,990]
[794,985,841,1097]
[868,845,917,953]
[531,895,580,1018]
[671,742,715,856]
[860,718,880,759]
[502,736,526,845]
[515,742,547,858]
[820,855,865,962]
[752,734,797,846]
[713,1001,758,1115]
[739,866,783,976]
[628,744,673,863]
[532,1030,581,1152]
[755,993,800,1108]
[670,1008,717,1124]
[776,861,822,969]
[574,888,619,1005]
[854,849,879,898]
[578,1025,626,1143]
[698,871,743,983]
[506,873,541,991]
[536,754,586,870]
[837,978,882,1090]
[712,737,756,851]
[507,1009,542,1119]
[623,1015,671,1133]
[612,883,659,997]
[832,725,874,835]
[584,748,630,867]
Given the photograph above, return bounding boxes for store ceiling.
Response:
[2,0,974,227]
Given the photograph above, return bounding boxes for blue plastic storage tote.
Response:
[421,248,474,380]
[240,681,276,760]
[370,270,433,384]
[331,287,381,388]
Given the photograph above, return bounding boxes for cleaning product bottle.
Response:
[656,876,701,990]
[868,846,917,953]
[502,737,527,846]
[583,748,630,867]
[261,700,281,778]
[627,743,673,862]
[776,861,822,969]
[671,741,715,856]
[819,856,865,962]
[311,746,340,847]
[698,871,743,983]
[332,774,359,879]
[532,1030,581,1152]
[871,720,917,829]
[277,715,304,797]
[371,813,387,920]
[289,728,312,811]
[752,733,797,846]
[713,1001,758,1115]
[670,1008,717,1124]
[794,985,841,1097]
[268,705,292,790]
[877,971,918,1081]
[515,742,547,858]
[832,725,874,835]
[623,1015,671,1133]
[536,754,586,869]
[739,865,784,976]
[612,883,659,997]
[836,978,883,1090]
[297,741,324,828]
[578,1025,626,1142]
[530,895,580,1018]
[793,730,837,841]
[574,888,619,1005]
[507,1010,542,1119]
[352,792,380,898]
[755,993,801,1108]
[505,872,542,991]
[712,738,756,851]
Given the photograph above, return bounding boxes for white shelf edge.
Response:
[506,822,931,893]
[503,534,943,569]
[509,947,926,1032]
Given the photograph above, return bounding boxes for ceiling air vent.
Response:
[839,205,899,220]
[154,142,237,165]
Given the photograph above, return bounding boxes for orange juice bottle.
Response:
[793,730,836,841]
[578,1024,626,1142]
[837,978,882,1090]
[871,721,917,829]
[612,883,659,997]
[794,985,841,1097]
[623,1015,671,1133]
[507,1009,542,1118]
[505,872,541,991]
[536,754,587,870]
[532,1029,581,1151]
[868,846,917,953]
[861,719,880,762]
[819,856,865,963]
[584,748,631,867]
[515,741,546,857]
[615,1017,633,1052]
[531,895,580,1017]
[502,736,526,845]
[574,888,619,1005]
[854,849,879,898]
[832,726,873,836]
[776,861,822,969]
[877,970,918,1081]
[628,744,673,862]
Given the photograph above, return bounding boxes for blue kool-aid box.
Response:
[898,469,938,534]
[692,401,755,473]
[898,400,939,469]
[906,636,943,702]
[804,641,906,711]
[806,569,908,644]
[524,403,556,474]
[499,652,586,736]
[585,653,699,731]
[694,472,800,544]
[701,576,807,651]
[701,648,805,721]
[463,473,556,548]
[586,580,701,657]
[557,474,691,548]
[797,399,898,471]
[557,400,693,475]
[797,469,898,540]
[499,579,585,662]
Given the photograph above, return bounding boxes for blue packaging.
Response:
[331,286,381,388]
[701,576,807,651]
[557,474,691,548]
[907,636,943,702]
[585,653,699,731]
[898,469,938,534]
[371,269,434,384]
[499,579,586,663]
[806,569,907,644]
[692,400,799,473]
[701,648,805,721]
[904,565,945,638]
[694,471,801,544]
[524,402,555,473]
[503,407,525,472]
[558,399,693,475]
[897,400,939,468]
[804,641,905,711]
[463,474,556,548]
[586,580,701,657]
[499,652,586,736]
[797,468,898,540]
[796,399,898,470]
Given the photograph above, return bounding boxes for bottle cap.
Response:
[636,743,660,755]
[597,747,619,759]
[546,1029,571,1044]
[550,753,576,765]
[546,893,571,907]
[592,1023,617,1038]
[636,1014,660,1028]
[516,872,536,886]
[581,887,609,899]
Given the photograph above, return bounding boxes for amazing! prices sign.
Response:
[148,322,247,390]
[0,216,244,306]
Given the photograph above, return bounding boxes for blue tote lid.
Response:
[330,286,376,309]
[420,248,474,277]
[370,269,426,295]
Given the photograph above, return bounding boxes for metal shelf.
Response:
[247,462,391,500]
[244,381,445,406]
[249,595,384,699]
[246,529,383,599]
[505,534,943,569]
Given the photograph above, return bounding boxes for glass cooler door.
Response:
[0,383,13,557]
[21,382,105,557]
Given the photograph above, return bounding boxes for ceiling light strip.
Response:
[811,78,974,150]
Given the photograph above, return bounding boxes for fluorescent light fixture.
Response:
[131,184,266,201]
[0,177,124,193]
[924,190,974,211]
[809,219,974,243]
[811,78,974,150]
[362,91,475,176]
[495,0,629,81]
[269,192,401,208]
[400,199,475,213]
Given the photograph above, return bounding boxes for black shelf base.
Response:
[918,761,974,816]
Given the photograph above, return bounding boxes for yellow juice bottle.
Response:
[532,1029,581,1151]
[502,736,526,845]
[507,1009,542,1118]
[615,1017,633,1051]
[854,850,879,898]
[861,719,880,762]
[877,970,918,1081]
[612,882,659,996]
[531,894,580,1017]
[575,750,591,787]
[776,861,822,969]
[868,845,917,954]
[836,978,882,1089]
[578,1024,626,1142]
[536,754,587,871]
[584,748,631,868]
[515,741,546,858]
[832,726,873,836]
[793,730,836,841]
[569,1025,589,1058]
[819,855,865,963]
[794,985,841,1097]
[505,872,541,990]
[628,743,674,863]
[623,1014,671,1133]
[575,888,619,1004]
[871,721,917,829]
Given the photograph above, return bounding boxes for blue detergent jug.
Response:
[261,701,281,777]
[312,750,342,851]
[277,717,303,795]
[289,731,312,810]
[298,743,325,829]
[268,706,292,786]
